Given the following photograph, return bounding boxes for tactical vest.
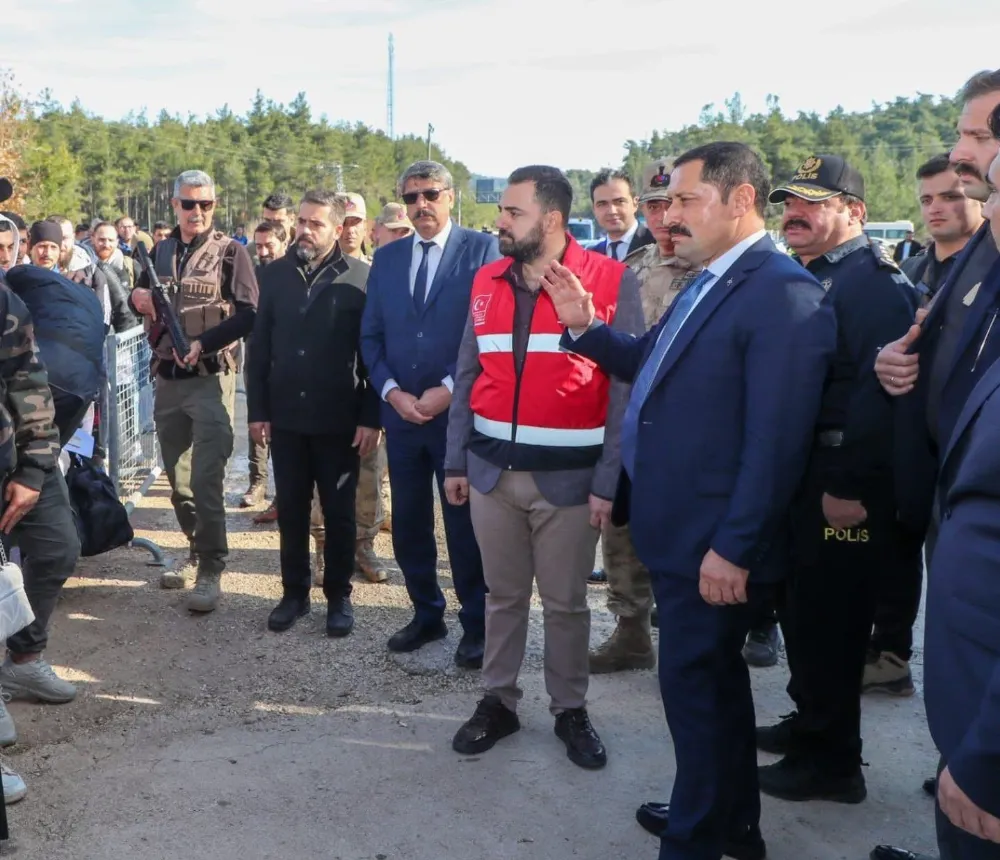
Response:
[152,231,235,370]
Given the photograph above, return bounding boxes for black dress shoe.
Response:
[452,695,520,754]
[742,624,780,668]
[554,707,607,769]
[454,632,484,669]
[326,597,355,638]
[387,618,448,653]
[588,569,608,584]
[922,776,937,797]
[759,755,867,804]
[870,846,936,860]
[268,595,310,632]
[755,712,801,755]
[635,802,766,860]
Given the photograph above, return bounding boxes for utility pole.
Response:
[427,123,434,160]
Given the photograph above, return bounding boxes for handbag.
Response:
[0,540,35,641]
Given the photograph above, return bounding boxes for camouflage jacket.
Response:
[0,281,60,490]
[624,243,701,330]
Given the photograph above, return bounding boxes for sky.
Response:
[4,0,999,178]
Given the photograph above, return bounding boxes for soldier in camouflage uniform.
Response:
[589,158,701,674]
[308,193,391,586]
[0,260,81,749]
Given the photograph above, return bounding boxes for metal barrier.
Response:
[102,325,166,566]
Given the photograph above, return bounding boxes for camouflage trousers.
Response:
[601,522,654,618]
[311,435,390,541]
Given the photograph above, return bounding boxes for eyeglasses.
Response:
[179,199,215,211]
[401,188,449,205]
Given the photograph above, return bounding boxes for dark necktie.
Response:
[609,240,623,261]
[413,240,434,313]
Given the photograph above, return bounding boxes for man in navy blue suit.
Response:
[361,160,500,668]
[545,142,836,860]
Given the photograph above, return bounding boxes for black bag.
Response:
[65,456,134,557]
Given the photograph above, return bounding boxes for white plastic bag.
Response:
[0,542,35,641]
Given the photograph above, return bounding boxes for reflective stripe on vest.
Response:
[475,333,565,355]
[473,414,605,447]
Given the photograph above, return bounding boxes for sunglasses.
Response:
[401,188,449,205]
[179,199,215,211]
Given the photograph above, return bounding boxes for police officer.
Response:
[588,158,700,674]
[755,156,917,802]
[130,169,259,613]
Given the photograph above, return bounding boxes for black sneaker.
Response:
[759,755,867,804]
[870,847,936,860]
[452,695,520,755]
[326,597,355,638]
[756,711,801,755]
[554,708,607,769]
[268,596,310,632]
[743,624,780,668]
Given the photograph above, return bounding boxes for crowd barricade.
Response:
[99,325,166,566]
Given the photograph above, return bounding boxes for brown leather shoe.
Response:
[253,501,278,525]
[355,539,388,583]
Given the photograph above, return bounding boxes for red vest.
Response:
[469,235,623,455]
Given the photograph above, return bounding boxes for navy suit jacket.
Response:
[562,236,836,580]
[893,223,998,531]
[591,225,654,258]
[925,352,1000,819]
[361,224,500,431]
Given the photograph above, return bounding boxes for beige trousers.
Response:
[470,471,598,715]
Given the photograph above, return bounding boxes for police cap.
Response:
[769,155,865,204]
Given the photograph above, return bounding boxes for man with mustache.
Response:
[589,158,699,675]
[361,161,499,667]
[129,169,259,613]
[755,155,918,804]
[444,165,643,767]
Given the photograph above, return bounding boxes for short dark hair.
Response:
[990,102,1000,140]
[959,69,1000,104]
[916,153,954,180]
[115,215,134,227]
[75,223,89,233]
[299,189,347,225]
[254,220,287,244]
[589,168,634,201]
[507,165,573,225]
[0,220,13,234]
[672,142,770,217]
[0,211,26,230]
[152,220,171,232]
[262,192,294,212]
[91,220,116,234]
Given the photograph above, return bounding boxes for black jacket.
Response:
[246,245,380,436]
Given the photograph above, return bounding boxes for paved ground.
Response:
[2,389,939,859]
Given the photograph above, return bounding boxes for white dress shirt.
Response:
[606,221,638,261]
[382,219,456,401]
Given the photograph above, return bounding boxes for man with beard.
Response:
[248,191,380,636]
[241,220,287,510]
[49,216,111,330]
[129,169,259,613]
[0,213,28,266]
[589,157,698,674]
[754,155,918,805]
[90,222,139,333]
[444,165,643,767]
[361,161,499,667]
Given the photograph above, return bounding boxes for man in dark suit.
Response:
[546,142,836,860]
[361,160,500,668]
[589,168,654,261]
[924,157,1000,854]
[893,230,924,263]
[248,191,381,638]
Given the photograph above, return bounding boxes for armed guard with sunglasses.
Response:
[754,156,919,804]
[129,169,259,613]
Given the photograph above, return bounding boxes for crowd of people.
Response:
[1,67,1000,860]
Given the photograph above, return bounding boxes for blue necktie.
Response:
[620,269,713,478]
[413,240,434,313]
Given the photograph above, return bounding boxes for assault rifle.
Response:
[134,241,191,359]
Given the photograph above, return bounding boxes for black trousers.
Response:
[270,429,358,602]
[870,522,925,661]
[778,448,894,774]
